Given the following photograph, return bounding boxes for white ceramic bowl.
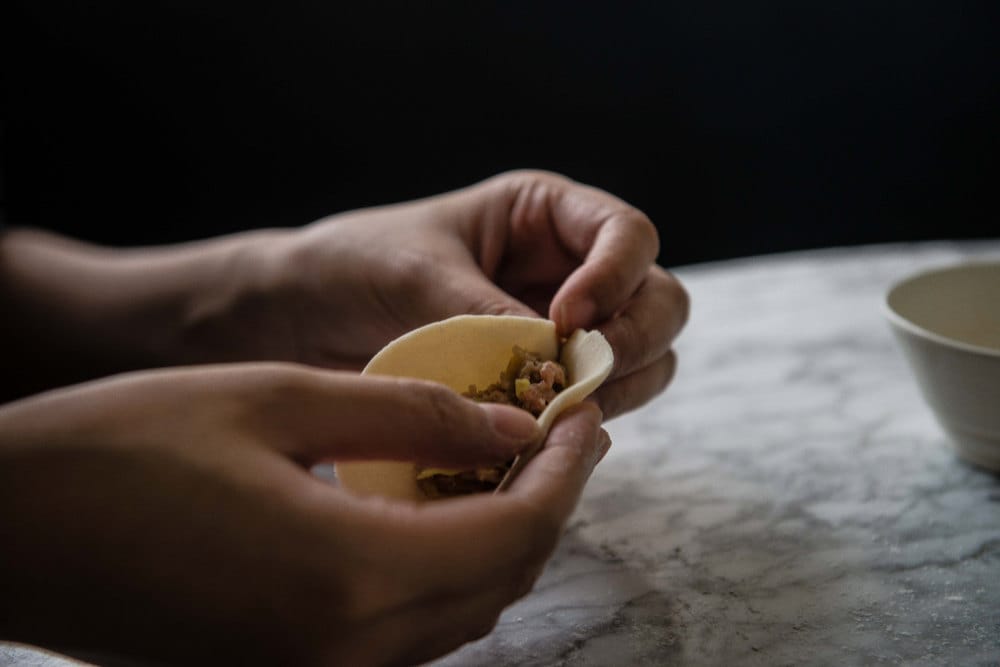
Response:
[885,261,1000,471]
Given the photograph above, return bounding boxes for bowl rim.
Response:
[883,260,1000,359]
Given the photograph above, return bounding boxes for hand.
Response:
[0,171,687,411]
[264,170,689,418]
[0,363,608,665]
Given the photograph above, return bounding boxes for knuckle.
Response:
[495,168,567,184]
[485,169,569,201]
[669,275,691,329]
[605,207,659,262]
[249,362,316,403]
[266,361,312,385]
[650,267,691,334]
[408,380,471,436]
[593,256,632,304]
[632,210,661,257]
[381,249,438,301]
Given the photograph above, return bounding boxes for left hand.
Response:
[0,363,605,665]
[256,170,689,418]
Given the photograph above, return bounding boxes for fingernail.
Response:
[481,404,541,443]
[559,298,597,334]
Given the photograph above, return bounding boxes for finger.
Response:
[347,404,603,599]
[321,496,542,633]
[543,187,662,336]
[591,349,678,420]
[504,401,605,528]
[476,171,660,336]
[241,366,541,466]
[593,427,613,464]
[597,266,689,381]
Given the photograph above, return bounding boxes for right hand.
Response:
[263,170,688,418]
[0,363,608,666]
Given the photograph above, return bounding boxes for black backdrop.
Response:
[3,1,998,266]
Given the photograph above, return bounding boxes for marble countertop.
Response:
[4,241,999,666]
[434,241,1000,666]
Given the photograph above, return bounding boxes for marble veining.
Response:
[434,241,1000,667]
[3,242,999,666]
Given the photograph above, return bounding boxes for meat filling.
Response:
[415,346,568,499]
[464,346,567,416]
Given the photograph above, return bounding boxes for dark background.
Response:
[3,1,998,266]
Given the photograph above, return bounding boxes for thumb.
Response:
[262,371,541,467]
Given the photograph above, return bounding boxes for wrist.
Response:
[173,229,300,365]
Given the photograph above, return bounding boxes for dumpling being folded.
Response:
[334,315,613,501]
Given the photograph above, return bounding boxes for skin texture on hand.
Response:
[0,171,687,415]
[0,363,607,666]
[266,170,689,418]
[0,226,289,400]
[0,171,685,664]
